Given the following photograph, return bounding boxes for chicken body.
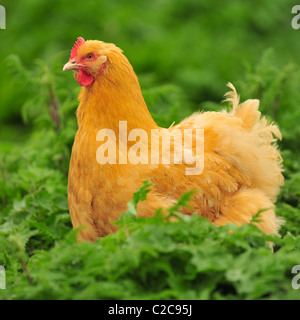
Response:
[64,39,284,242]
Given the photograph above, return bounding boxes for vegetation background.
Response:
[1,0,300,299]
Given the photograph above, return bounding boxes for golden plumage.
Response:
[65,39,284,242]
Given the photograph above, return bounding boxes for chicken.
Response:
[63,37,284,242]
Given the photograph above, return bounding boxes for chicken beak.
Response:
[63,60,78,72]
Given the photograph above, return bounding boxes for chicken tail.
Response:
[223,83,284,201]
[225,82,282,140]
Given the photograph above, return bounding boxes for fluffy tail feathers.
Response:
[224,83,284,201]
[225,82,282,139]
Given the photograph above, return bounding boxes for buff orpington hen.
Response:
[63,37,284,242]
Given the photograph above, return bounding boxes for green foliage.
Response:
[1,0,300,300]
[2,195,300,300]
[132,180,153,210]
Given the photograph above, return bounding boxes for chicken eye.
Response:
[86,54,94,61]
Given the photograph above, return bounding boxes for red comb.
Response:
[70,37,85,60]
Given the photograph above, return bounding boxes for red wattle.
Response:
[75,68,94,87]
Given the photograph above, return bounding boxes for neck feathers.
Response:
[76,52,157,132]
